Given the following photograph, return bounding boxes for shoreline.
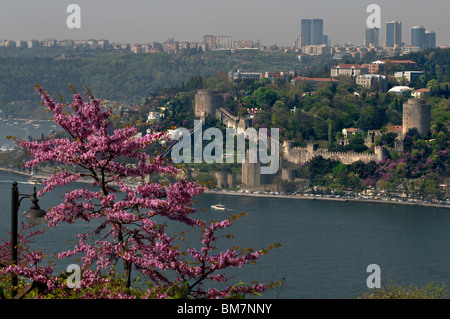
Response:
[204,190,450,209]
[1,167,448,210]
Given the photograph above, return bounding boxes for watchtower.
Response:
[402,98,431,135]
[194,89,223,118]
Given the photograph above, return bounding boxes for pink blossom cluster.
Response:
[1,87,268,299]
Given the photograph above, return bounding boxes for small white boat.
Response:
[26,177,44,184]
[211,204,226,210]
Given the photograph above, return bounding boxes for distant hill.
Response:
[0,47,314,119]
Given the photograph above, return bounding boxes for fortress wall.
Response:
[283,145,386,165]
[316,151,378,164]
[218,107,239,129]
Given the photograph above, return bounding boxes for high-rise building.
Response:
[312,19,324,45]
[385,21,402,48]
[365,28,379,47]
[203,35,215,48]
[411,25,426,49]
[425,31,436,49]
[301,19,312,47]
[215,36,233,49]
[301,19,325,47]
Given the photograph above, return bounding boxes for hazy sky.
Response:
[1,0,449,46]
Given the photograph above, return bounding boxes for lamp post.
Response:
[11,181,46,297]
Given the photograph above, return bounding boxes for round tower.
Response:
[194,89,222,118]
[402,98,431,135]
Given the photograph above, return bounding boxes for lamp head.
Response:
[22,197,46,226]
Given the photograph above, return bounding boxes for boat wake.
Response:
[0,180,40,185]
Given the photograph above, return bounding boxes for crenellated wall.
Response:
[282,141,387,165]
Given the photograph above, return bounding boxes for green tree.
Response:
[253,87,278,107]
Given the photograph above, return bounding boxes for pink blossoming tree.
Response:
[1,86,275,299]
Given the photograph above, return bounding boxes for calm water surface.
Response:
[1,171,450,299]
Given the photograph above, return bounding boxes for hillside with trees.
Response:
[1,46,448,200]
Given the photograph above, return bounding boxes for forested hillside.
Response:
[0,47,311,116]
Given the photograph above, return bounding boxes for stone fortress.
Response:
[402,98,431,135]
[194,89,223,118]
[195,89,252,134]
[193,89,432,191]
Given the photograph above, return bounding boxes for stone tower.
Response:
[194,89,223,118]
[241,151,261,189]
[402,98,431,135]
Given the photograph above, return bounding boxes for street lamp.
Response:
[11,181,46,297]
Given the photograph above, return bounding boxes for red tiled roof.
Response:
[293,76,340,82]
[387,125,402,132]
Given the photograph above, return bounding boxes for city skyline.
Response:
[1,0,449,47]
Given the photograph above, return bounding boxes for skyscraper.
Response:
[365,28,379,47]
[425,31,436,49]
[301,19,312,47]
[411,25,425,49]
[385,21,402,48]
[312,19,324,45]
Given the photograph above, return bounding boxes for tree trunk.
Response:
[124,260,132,288]
[118,225,132,288]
